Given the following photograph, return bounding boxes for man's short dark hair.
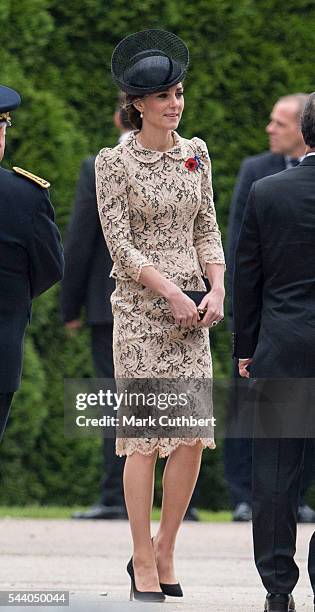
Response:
[301,92,315,148]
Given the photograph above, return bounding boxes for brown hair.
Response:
[120,92,144,130]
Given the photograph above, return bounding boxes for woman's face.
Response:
[135,83,184,131]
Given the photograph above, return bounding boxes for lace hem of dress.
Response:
[116,437,215,458]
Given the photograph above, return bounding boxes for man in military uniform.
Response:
[0,84,64,442]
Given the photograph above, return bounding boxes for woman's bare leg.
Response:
[123,449,161,591]
[153,442,203,583]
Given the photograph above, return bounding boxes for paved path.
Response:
[0,519,314,611]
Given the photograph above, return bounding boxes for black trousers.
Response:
[252,438,314,593]
[224,360,314,507]
[91,323,125,507]
[252,380,315,594]
[224,362,253,505]
[0,393,14,444]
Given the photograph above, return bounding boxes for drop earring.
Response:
[140,112,143,118]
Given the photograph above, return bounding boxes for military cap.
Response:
[0,85,21,126]
[111,29,189,96]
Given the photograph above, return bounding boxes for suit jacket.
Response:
[60,156,115,325]
[0,167,64,392]
[232,155,315,377]
[227,152,286,302]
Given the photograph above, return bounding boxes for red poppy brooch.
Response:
[184,154,202,172]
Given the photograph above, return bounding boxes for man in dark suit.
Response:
[0,85,64,442]
[233,92,315,612]
[60,105,132,520]
[225,93,315,523]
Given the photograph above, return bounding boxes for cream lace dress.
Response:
[95,130,225,457]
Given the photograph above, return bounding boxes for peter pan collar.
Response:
[124,130,187,163]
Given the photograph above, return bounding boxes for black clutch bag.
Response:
[182,290,208,319]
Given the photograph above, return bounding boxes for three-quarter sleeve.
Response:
[95,146,152,282]
[192,138,225,275]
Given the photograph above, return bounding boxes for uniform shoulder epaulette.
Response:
[12,166,50,189]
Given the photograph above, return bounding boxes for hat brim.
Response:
[114,70,187,96]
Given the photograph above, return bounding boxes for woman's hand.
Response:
[197,287,225,328]
[167,287,200,328]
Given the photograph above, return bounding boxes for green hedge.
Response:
[0,0,314,508]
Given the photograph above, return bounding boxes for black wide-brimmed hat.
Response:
[111,29,189,96]
[0,85,21,126]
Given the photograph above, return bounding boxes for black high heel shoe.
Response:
[159,582,183,597]
[127,558,166,603]
[151,538,183,597]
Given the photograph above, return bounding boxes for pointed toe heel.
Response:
[160,582,183,597]
[127,558,166,603]
[151,538,183,598]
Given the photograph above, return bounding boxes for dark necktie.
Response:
[288,158,300,167]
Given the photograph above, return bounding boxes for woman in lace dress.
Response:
[96,30,225,602]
